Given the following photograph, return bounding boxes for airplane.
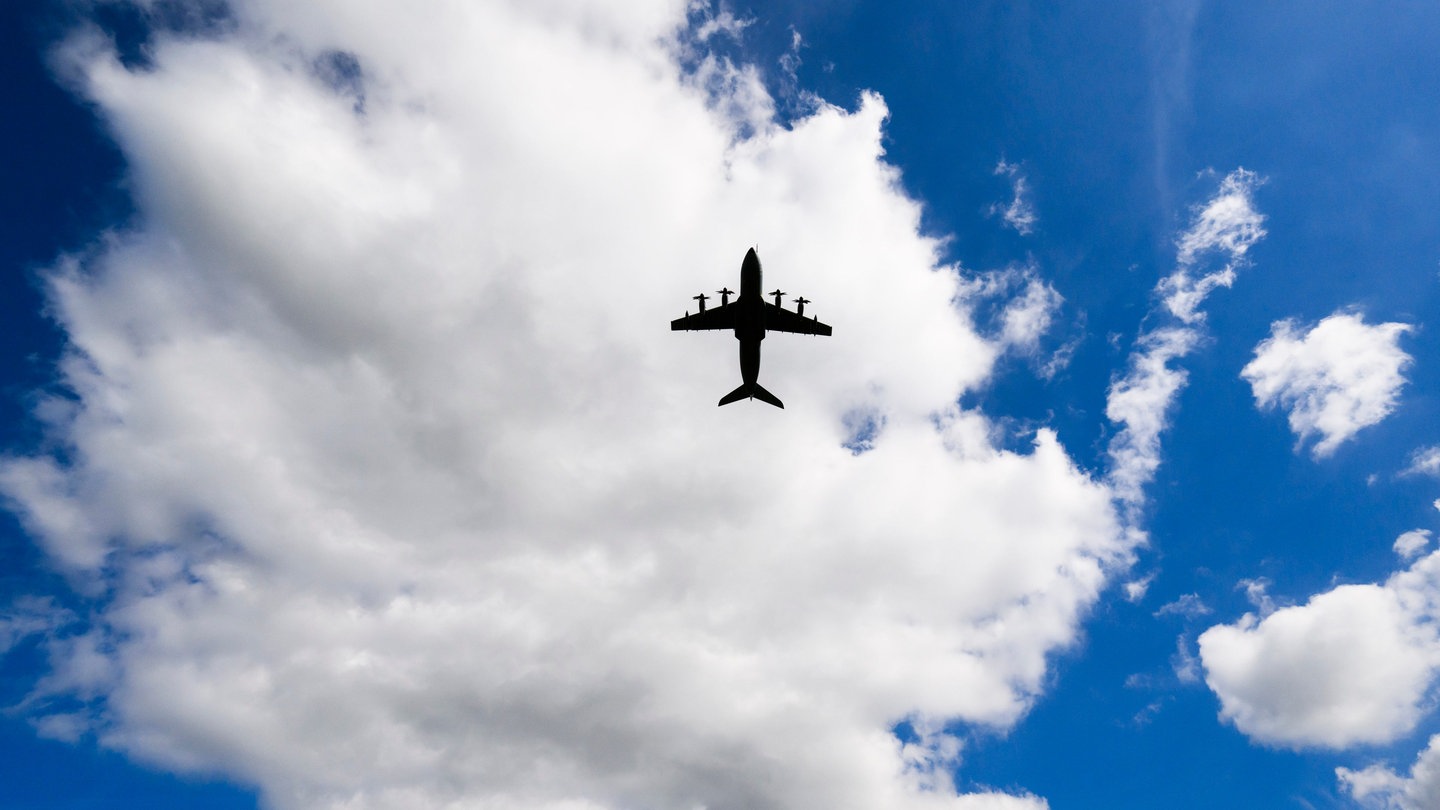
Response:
[671,247,831,408]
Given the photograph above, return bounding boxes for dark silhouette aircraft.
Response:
[671,248,832,408]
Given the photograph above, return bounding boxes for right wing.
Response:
[671,303,737,331]
[763,302,832,336]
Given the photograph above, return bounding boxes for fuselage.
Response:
[671,246,824,408]
[734,248,766,384]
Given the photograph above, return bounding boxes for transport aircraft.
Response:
[671,248,831,408]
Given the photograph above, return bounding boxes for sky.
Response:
[2,1,1440,808]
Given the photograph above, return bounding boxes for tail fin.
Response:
[718,382,784,409]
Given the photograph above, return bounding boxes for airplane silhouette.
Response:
[671,248,832,408]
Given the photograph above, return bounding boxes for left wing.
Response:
[671,303,737,331]
[763,302,832,336]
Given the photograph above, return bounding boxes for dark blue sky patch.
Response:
[91,1,153,70]
[0,3,130,454]
[74,0,239,72]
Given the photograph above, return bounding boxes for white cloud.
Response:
[1199,550,1440,749]
[1242,313,1413,458]
[1105,169,1265,513]
[0,597,75,656]
[998,278,1064,359]
[1122,574,1155,603]
[1173,169,1267,267]
[1153,593,1211,619]
[1171,635,1202,684]
[956,265,1065,364]
[989,159,1037,236]
[1106,326,1198,511]
[1395,530,1433,561]
[0,3,1128,809]
[1238,577,1278,616]
[1338,734,1440,810]
[691,3,751,42]
[1403,445,1440,478]
[33,711,91,744]
[1161,168,1266,324]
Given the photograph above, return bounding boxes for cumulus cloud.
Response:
[1242,312,1413,458]
[0,3,1130,808]
[1199,550,1440,749]
[989,159,1037,236]
[1106,169,1265,511]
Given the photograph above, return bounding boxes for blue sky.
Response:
[3,2,1440,808]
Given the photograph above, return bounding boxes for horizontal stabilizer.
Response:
[718,382,784,409]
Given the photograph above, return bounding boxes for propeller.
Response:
[793,296,810,315]
[692,292,710,311]
[769,288,786,307]
[716,287,734,306]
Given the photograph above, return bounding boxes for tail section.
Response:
[718,382,784,409]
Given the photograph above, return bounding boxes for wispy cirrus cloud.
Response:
[1161,169,1267,324]
[1106,168,1266,511]
[0,597,75,657]
[989,159,1037,236]
[1403,445,1440,478]
[1153,592,1211,619]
